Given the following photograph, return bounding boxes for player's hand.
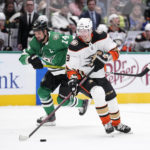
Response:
[93,58,104,72]
[92,50,110,72]
[28,55,43,69]
[68,78,78,96]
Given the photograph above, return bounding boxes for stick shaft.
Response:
[107,67,149,77]
[28,68,95,138]
[29,92,72,138]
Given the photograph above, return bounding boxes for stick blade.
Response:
[19,135,29,141]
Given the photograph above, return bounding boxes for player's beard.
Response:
[36,32,47,43]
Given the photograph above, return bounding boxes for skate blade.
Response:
[37,121,56,126]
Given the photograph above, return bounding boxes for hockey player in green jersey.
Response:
[19,16,89,126]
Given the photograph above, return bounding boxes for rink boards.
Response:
[0,52,150,106]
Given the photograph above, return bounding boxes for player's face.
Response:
[113,17,120,26]
[78,29,92,42]
[34,30,45,42]
[145,30,150,39]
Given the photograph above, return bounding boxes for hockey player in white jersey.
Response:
[65,18,131,134]
[134,23,150,52]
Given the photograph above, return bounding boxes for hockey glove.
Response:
[93,50,112,72]
[28,55,43,69]
[68,75,79,96]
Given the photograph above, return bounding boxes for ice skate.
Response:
[78,100,89,115]
[114,123,131,133]
[104,121,114,134]
[37,114,56,126]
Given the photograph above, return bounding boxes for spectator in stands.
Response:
[51,5,70,34]
[3,2,16,27]
[17,0,39,50]
[128,4,145,31]
[104,6,128,30]
[79,0,102,30]
[96,0,107,18]
[110,0,123,15]
[0,0,5,12]
[95,5,102,16]
[107,14,127,51]
[14,0,24,12]
[0,12,8,51]
[69,0,85,16]
[50,0,68,13]
[37,0,47,14]
[134,23,150,52]
[122,0,145,16]
[51,4,79,35]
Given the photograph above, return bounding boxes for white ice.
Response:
[0,104,150,150]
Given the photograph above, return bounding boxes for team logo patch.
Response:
[53,34,59,40]
[71,40,78,46]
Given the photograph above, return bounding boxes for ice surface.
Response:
[0,104,150,150]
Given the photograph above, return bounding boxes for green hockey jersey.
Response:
[19,31,73,67]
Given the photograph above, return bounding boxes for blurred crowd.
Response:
[0,0,150,52]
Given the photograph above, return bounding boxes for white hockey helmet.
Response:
[97,24,108,33]
[37,15,48,23]
[145,23,150,31]
[108,14,119,24]
[77,18,93,34]
[0,12,6,21]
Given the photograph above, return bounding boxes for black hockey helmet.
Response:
[32,18,48,31]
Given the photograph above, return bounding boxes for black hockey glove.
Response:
[93,58,104,72]
[68,78,78,96]
[28,55,43,69]
[93,51,111,72]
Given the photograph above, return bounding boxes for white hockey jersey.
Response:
[66,31,117,78]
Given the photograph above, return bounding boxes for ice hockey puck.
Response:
[40,139,47,142]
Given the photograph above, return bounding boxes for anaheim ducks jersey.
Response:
[108,26,126,49]
[66,31,117,78]
[134,32,150,52]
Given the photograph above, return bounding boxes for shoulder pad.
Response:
[95,30,103,34]
[69,38,87,52]
[51,31,60,40]
[92,31,107,43]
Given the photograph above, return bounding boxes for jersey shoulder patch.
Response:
[51,31,61,40]
[70,39,79,46]
[69,38,88,52]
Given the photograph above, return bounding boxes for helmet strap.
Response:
[41,30,48,43]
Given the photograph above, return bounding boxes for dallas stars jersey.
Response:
[19,31,73,67]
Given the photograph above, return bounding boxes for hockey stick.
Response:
[44,64,65,69]
[19,68,95,141]
[106,64,150,77]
